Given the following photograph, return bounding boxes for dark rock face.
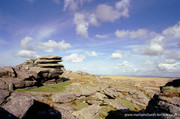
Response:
[0,55,64,89]
[0,92,61,119]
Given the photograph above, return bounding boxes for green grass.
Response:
[115,98,136,111]
[98,105,116,119]
[68,100,89,110]
[16,82,70,93]
[162,86,180,93]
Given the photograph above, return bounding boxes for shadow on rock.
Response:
[23,101,61,119]
[0,107,18,119]
[164,79,180,87]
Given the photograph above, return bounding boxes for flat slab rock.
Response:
[51,92,76,103]
[2,92,34,119]
[72,104,101,119]
[104,99,128,110]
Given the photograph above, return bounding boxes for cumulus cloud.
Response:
[64,53,86,62]
[134,21,180,60]
[95,0,130,22]
[64,0,92,11]
[59,40,72,50]
[85,51,98,57]
[164,50,180,60]
[118,61,133,68]
[158,62,180,72]
[74,13,89,38]
[134,35,165,56]
[115,29,156,39]
[88,13,99,26]
[111,50,122,59]
[20,36,34,50]
[38,40,72,53]
[15,50,39,58]
[95,34,108,39]
[162,21,180,39]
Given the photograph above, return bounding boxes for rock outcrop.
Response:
[145,79,180,119]
[0,90,61,119]
[0,55,64,90]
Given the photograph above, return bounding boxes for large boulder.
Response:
[1,92,62,119]
[2,92,35,118]
[145,79,180,119]
[0,55,64,89]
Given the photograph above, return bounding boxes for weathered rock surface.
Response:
[72,104,101,119]
[104,99,128,110]
[2,92,34,118]
[54,104,77,119]
[0,89,10,105]
[52,92,76,103]
[0,55,64,89]
[0,92,62,119]
[145,79,180,118]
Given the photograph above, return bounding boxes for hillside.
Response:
[0,56,179,119]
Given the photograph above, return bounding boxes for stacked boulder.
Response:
[145,79,180,119]
[0,55,64,90]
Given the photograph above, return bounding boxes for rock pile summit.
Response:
[0,55,64,90]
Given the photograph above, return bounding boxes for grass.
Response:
[16,82,70,93]
[115,98,137,111]
[161,86,180,93]
[67,100,89,110]
[98,105,116,119]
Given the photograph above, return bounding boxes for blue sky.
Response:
[0,0,180,77]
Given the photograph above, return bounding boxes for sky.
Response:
[0,0,180,77]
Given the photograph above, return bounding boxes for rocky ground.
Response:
[0,56,179,119]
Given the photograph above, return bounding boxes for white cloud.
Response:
[134,35,165,56]
[115,0,129,17]
[74,13,89,38]
[118,61,133,68]
[111,50,122,59]
[95,34,108,39]
[58,40,72,50]
[15,50,39,58]
[88,13,99,26]
[163,21,180,39]
[38,40,71,52]
[20,36,34,50]
[85,51,98,57]
[115,30,129,38]
[95,0,130,22]
[64,53,86,62]
[63,0,92,11]
[115,29,156,39]
[158,62,180,72]
[164,50,180,60]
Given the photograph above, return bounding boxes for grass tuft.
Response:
[16,82,70,93]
